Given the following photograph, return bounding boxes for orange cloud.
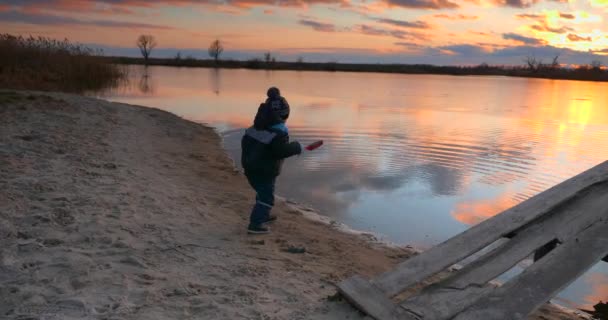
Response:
[518,11,601,24]
[530,21,573,34]
[382,0,459,9]
[516,13,544,20]
[567,33,592,42]
[433,13,479,20]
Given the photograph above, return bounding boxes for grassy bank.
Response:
[0,34,124,92]
[113,56,608,82]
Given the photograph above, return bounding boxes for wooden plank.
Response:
[399,185,608,319]
[400,285,495,320]
[337,275,413,320]
[453,219,608,320]
[399,193,603,319]
[374,161,608,297]
[444,186,608,289]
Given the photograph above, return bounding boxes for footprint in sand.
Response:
[20,261,42,271]
[133,273,157,286]
[51,208,75,226]
[119,256,147,268]
[41,238,63,247]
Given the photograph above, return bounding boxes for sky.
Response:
[1,0,607,65]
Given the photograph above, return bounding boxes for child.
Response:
[241,87,301,234]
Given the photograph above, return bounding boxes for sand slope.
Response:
[0,91,585,320]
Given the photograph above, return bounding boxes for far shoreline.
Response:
[110,56,608,83]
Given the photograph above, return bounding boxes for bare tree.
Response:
[550,55,560,69]
[524,55,544,72]
[524,55,538,71]
[136,35,157,65]
[264,52,273,64]
[208,39,224,63]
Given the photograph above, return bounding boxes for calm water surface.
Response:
[96,65,608,311]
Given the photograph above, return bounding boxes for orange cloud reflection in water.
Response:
[582,273,608,310]
[451,193,517,225]
[100,66,608,309]
[584,273,608,310]
[447,80,608,226]
[102,67,608,232]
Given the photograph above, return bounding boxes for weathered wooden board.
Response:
[453,219,608,320]
[450,187,607,289]
[399,186,608,319]
[400,285,496,320]
[337,275,409,320]
[337,161,608,320]
[374,161,608,297]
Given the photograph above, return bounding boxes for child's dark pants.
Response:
[245,173,276,226]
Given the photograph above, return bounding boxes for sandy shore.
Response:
[0,91,587,319]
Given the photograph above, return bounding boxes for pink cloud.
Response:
[375,17,432,29]
[493,0,540,8]
[433,13,479,20]
[7,0,468,15]
[353,24,428,40]
[299,19,337,32]
[8,0,349,14]
[383,0,460,9]
[0,10,174,30]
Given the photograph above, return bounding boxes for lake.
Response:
[96,65,607,312]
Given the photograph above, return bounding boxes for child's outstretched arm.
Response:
[269,132,301,159]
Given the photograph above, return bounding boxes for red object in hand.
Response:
[305,140,324,151]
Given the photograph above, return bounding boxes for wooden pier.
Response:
[338,161,608,320]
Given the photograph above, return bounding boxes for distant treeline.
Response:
[112,56,608,82]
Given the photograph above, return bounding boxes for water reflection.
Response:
[584,273,608,309]
[138,68,154,95]
[95,65,608,310]
[452,192,517,225]
[210,68,221,95]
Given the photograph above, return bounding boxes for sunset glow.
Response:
[1,0,607,64]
